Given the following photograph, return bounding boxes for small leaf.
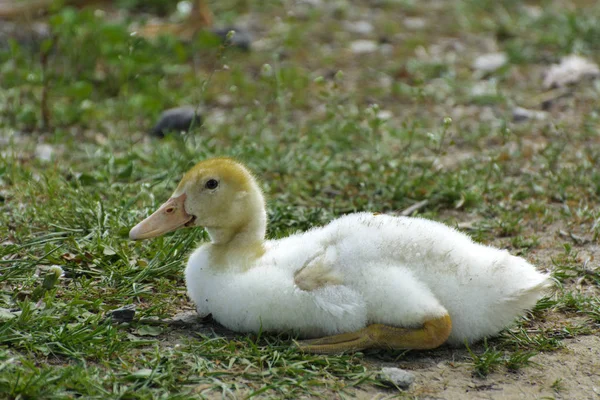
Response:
[35,345,51,356]
[117,163,133,179]
[77,173,98,185]
[0,308,16,321]
[135,325,163,336]
[130,368,153,379]
[102,246,116,256]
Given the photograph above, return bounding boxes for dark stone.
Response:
[150,106,202,137]
[107,305,136,323]
[0,22,50,51]
[210,27,252,51]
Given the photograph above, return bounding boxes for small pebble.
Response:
[176,1,192,16]
[472,52,508,72]
[512,106,548,123]
[403,17,426,30]
[377,110,393,120]
[150,106,202,137]
[379,367,415,389]
[107,305,136,323]
[343,20,374,35]
[166,311,203,326]
[523,5,543,19]
[210,27,252,51]
[543,55,600,89]
[470,80,497,97]
[35,144,54,162]
[350,40,378,54]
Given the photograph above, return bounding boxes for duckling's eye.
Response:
[205,179,219,190]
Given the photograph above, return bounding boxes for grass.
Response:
[466,340,504,378]
[1,0,600,398]
[551,378,565,393]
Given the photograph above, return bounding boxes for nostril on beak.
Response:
[165,207,175,214]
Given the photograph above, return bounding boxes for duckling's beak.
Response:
[129,194,194,240]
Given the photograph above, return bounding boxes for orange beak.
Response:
[129,194,194,240]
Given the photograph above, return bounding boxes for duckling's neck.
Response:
[203,183,268,268]
[205,211,267,270]
[205,213,266,247]
[205,186,267,248]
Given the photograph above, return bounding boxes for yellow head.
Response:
[129,158,267,244]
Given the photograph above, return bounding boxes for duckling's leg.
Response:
[296,314,452,354]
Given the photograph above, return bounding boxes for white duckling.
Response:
[129,158,551,353]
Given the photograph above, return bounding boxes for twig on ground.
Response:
[400,199,429,216]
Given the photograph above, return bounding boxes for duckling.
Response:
[129,158,551,353]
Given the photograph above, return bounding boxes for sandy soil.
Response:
[354,335,599,400]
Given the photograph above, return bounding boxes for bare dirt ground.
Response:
[370,336,600,400]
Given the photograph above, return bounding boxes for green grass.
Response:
[466,340,504,378]
[1,0,600,398]
[551,378,565,393]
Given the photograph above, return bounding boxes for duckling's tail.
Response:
[503,270,553,313]
[446,252,553,346]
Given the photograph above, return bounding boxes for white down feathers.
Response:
[185,212,551,345]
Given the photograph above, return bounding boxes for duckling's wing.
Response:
[291,250,367,328]
[294,255,343,291]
